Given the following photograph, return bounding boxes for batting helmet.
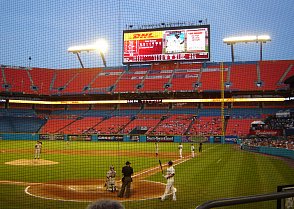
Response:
[168,161,173,166]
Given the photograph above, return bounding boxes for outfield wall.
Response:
[1,133,293,160]
[242,145,294,160]
[0,133,182,143]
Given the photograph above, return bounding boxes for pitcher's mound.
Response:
[5,159,59,166]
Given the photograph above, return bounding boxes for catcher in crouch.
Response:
[105,165,116,192]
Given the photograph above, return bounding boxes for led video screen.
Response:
[123,25,210,63]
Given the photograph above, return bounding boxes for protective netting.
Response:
[0,1,293,209]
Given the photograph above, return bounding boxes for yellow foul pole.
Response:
[220,62,225,143]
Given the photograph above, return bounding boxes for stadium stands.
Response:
[151,114,192,135]
[169,70,199,92]
[259,60,294,90]
[0,60,293,138]
[122,116,161,134]
[226,118,256,136]
[189,116,222,136]
[1,60,293,95]
[40,118,77,134]
[88,69,124,93]
[50,69,80,94]
[93,116,131,134]
[198,65,228,92]
[4,67,36,94]
[29,68,54,95]
[229,63,260,91]
[62,68,102,94]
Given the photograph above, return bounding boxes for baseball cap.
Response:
[126,161,131,165]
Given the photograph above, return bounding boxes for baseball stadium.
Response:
[1,1,294,209]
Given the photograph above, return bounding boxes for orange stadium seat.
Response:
[198,65,228,92]
[4,67,36,94]
[151,114,192,135]
[229,63,260,91]
[30,68,54,95]
[259,60,294,90]
[62,68,102,94]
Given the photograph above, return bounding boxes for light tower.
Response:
[223,35,271,62]
[67,39,108,68]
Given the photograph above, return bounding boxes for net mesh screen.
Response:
[0,1,293,209]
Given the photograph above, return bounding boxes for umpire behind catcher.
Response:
[117,161,133,198]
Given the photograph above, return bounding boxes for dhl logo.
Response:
[133,33,154,39]
[124,31,163,40]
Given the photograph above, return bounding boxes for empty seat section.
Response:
[30,68,53,95]
[230,108,261,119]
[139,71,171,92]
[170,73,198,91]
[198,66,228,91]
[63,68,101,94]
[0,112,44,133]
[89,69,123,93]
[51,69,79,90]
[198,108,221,117]
[40,118,76,134]
[94,116,131,134]
[230,64,259,91]
[0,68,5,92]
[60,117,103,134]
[114,73,142,93]
[112,109,140,116]
[122,117,161,134]
[83,110,115,117]
[226,119,255,136]
[4,68,34,94]
[259,60,294,90]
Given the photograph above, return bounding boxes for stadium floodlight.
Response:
[67,39,108,68]
[223,35,271,62]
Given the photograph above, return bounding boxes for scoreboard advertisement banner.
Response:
[146,135,174,142]
[123,25,210,63]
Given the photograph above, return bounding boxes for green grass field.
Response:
[0,140,293,209]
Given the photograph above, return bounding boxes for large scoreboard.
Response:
[123,25,210,64]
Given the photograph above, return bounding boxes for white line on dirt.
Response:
[25,186,91,203]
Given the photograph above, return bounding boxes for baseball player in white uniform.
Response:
[178,143,183,158]
[161,160,176,201]
[165,33,185,53]
[34,141,42,159]
[105,165,116,192]
[191,144,195,158]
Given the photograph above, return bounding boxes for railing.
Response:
[196,190,294,209]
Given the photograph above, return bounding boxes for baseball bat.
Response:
[159,159,163,174]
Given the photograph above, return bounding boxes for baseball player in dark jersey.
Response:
[199,142,203,152]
